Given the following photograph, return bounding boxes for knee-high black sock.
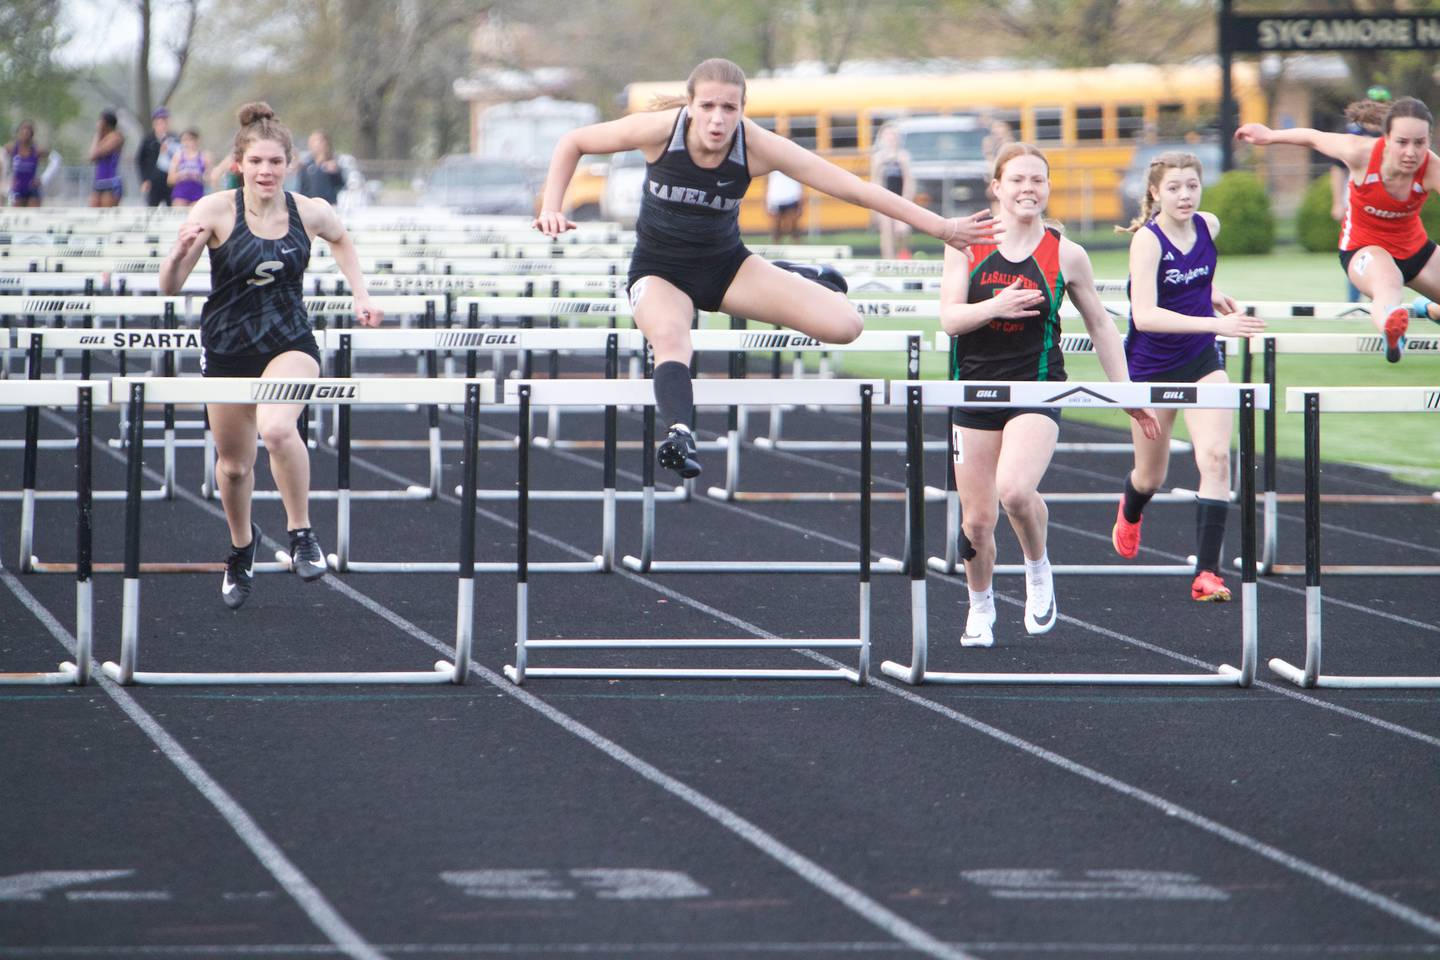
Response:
[653,361,694,430]
[1195,497,1228,574]
[1122,473,1155,524]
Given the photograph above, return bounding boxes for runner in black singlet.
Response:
[159,102,383,610]
[534,58,1000,480]
[940,142,1157,649]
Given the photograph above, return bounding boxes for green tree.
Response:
[0,0,79,138]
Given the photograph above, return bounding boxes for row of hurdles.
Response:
[3,372,1437,690]
[4,303,1436,574]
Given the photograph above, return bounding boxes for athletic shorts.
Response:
[627,244,752,313]
[8,186,40,204]
[1135,342,1225,384]
[1339,239,1438,284]
[201,332,322,379]
[950,404,1062,432]
[92,178,123,197]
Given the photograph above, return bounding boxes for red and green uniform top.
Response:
[948,226,1067,384]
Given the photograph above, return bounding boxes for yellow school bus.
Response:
[621,62,1266,233]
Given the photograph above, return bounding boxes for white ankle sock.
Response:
[1024,553,1050,579]
[968,587,994,611]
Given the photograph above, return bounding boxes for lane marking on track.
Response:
[337,444,1440,938]
[0,567,389,960]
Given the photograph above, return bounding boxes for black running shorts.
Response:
[627,244,753,313]
[201,332,322,379]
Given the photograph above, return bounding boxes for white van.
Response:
[882,115,991,217]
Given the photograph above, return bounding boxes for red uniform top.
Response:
[1340,137,1431,256]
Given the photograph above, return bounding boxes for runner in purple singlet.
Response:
[1110,151,1265,603]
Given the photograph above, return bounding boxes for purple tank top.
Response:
[171,151,206,202]
[94,148,122,190]
[1125,216,1219,380]
[9,147,38,195]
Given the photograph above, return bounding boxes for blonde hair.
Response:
[647,58,747,112]
[1117,151,1203,234]
[232,101,293,163]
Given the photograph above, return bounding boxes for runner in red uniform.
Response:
[1236,96,1440,362]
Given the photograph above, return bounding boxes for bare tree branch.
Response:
[158,0,200,107]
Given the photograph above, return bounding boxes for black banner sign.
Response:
[1222,13,1440,52]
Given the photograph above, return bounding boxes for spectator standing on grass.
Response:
[870,124,915,259]
[766,169,804,243]
[90,109,125,208]
[1329,86,1388,303]
[137,107,180,207]
[298,130,345,204]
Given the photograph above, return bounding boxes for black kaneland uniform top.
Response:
[634,108,752,258]
[200,188,312,356]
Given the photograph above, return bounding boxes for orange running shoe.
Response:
[1112,500,1142,559]
[1191,570,1232,603]
[1384,305,1409,363]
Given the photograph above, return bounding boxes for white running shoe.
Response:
[961,604,996,648]
[1024,564,1058,635]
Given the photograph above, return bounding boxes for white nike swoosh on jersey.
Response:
[280,247,295,254]
[717,180,733,187]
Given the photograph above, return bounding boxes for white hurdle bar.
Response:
[519,377,904,576]
[0,380,106,686]
[101,377,490,686]
[505,378,873,685]
[882,380,1262,687]
[1226,333,1439,576]
[1270,387,1440,689]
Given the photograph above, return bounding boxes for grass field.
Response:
[731,244,1440,488]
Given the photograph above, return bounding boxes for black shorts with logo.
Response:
[201,331,322,379]
[628,244,753,313]
[1339,239,1438,284]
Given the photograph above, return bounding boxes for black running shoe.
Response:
[772,259,849,294]
[222,522,260,611]
[287,527,327,582]
[656,425,702,479]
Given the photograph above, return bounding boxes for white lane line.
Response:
[0,567,389,960]
[523,427,1440,748]
[338,447,1440,939]
[2,938,1438,956]
[68,438,974,960]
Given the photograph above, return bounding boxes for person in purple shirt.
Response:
[89,109,125,207]
[1111,151,1265,603]
[5,121,53,207]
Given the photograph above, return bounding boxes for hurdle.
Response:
[452,296,694,456]
[696,328,926,504]
[1226,333,1439,576]
[322,330,606,575]
[0,380,103,686]
[100,376,489,686]
[506,378,872,685]
[595,377,902,575]
[881,380,1262,686]
[1268,386,1440,689]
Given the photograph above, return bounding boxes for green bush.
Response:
[1296,175,1340,252]
[1200,171,1274,255]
